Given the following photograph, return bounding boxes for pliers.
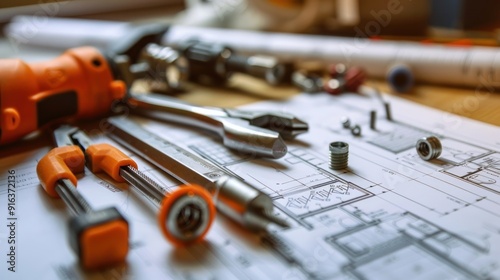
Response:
[125,92,309,159]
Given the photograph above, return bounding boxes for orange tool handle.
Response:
[36,145,85,198]
[80,219,129,270]
[73,208,129,270]
[0,46,126,145]
[86,143,138,182]
[87,143,216,246]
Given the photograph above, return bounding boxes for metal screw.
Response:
[329,141,349,170]
[416,136,442,160]
[369,110,377,130]
[384,102,393,121]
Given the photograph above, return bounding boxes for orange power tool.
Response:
[0,46,126,145]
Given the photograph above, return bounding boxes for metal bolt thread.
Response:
[329,141,349,170]
[416,136,442,161]
[119,165,167,207]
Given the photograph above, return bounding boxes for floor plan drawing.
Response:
[1,93,500,280]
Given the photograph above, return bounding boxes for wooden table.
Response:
[176,75,500,127]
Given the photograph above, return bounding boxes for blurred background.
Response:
[0,0,499,44]
[0,0,500,147]
[1,0,499,127]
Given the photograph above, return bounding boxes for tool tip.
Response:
[290,117,309,135]
[272,137,288,159]
[279,117,309,140]
[262,210,290,229]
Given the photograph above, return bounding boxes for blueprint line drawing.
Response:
[164,93,500,279]
[1,93,500,280]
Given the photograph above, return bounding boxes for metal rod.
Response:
[119,164,213,243]
[370,110,377,130]
[119,165,166,206]
[55,179,93,216]
[384,102,393,121]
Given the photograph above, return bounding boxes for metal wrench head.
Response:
[224,109,309,140]
[215,116,288,158]
[126,93,293,159]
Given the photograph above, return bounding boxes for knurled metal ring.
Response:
[416,136,442,161]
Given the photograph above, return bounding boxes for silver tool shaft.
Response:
[119,166,167,206]
[55,179,93,216]
[119,165,212,242]
[106,116,288,231]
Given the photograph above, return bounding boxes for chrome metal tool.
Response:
[105,116,289,232]
[126,93,308,159]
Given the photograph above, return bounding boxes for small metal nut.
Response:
[416,136,442,160]
[329,141,349,170]
[350,124,362,136]
[340,116,351,128]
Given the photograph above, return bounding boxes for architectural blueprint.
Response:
[1,92,500,280]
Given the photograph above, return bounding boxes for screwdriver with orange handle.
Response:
[0,46,127,145]
[51,125,216,246]
[36,144,129,270]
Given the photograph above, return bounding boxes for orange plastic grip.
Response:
[86,143,138,182]
[158,184,216,246]
[0,46,126,145]
[80,220,129,270]
[36,146,85,198]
